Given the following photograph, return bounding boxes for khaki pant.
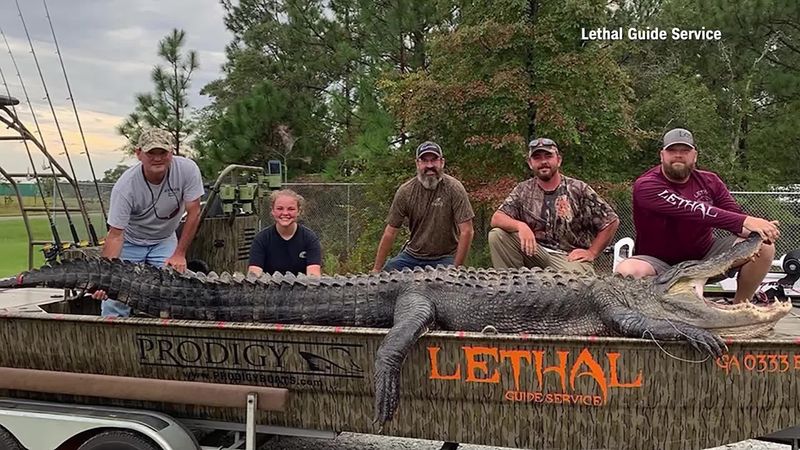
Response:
[488,228,594,274]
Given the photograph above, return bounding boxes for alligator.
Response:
[0,233,792,425]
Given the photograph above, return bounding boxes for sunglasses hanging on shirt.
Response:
[139,166,181,220]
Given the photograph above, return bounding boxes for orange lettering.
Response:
[428,346,461,380]
[542,350,569,392]
[608,352,643,388]
[464,346,500,383]
[794,355,800,370]
[500,350,532,390]
[728,355,741,373]
[744,354,756,371]
[569,349,608,403]
[715,355,731,372]
[531,350,545,387]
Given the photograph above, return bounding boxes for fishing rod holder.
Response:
[0,91,101,268]
[0,94,20,106]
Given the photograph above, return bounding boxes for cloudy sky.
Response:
[0,0,231,180]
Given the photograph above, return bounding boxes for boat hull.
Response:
[0,308,799,449]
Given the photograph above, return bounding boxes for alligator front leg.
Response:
[374,290,435,427]
[602,306,727,358]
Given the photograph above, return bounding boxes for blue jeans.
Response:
[101,238,177,317]
[383,250,454,272]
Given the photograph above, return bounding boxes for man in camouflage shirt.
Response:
[488,138,619,274]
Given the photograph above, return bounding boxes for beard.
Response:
[534,166,556,182]
[662,160,694,180]
[417,168,443,190]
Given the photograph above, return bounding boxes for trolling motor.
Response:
[778,249,800,288]
[210,160,282,217]
[758,249,800,305]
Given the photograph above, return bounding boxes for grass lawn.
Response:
[0,214,106,277]
[0,216,48,276]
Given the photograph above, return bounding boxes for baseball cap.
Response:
[528,137,558,157]
[138,128,176,153]
[662,128,695,150]
[416,141,443,159]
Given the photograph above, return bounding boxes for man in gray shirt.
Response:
[94,128,205,317]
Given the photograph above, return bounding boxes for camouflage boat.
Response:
[0,289,799,449]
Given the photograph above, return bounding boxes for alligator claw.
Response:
[373,364,400,428]
[686,328,727,358]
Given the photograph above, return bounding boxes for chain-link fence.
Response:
[9,181,800,275]
[257,185,800,275]
[273,183,372,272]
[594,191,800,274]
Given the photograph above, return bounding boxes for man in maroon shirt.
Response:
[614,128,780,304]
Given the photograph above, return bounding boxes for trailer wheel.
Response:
[77,430,161,450]
[0,426,23,450]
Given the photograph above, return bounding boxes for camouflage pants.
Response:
[487,228,595,274]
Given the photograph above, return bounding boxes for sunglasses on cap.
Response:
[528,138,557,148]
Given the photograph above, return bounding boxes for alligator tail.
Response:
[0,258,149,292]
[0,275,20,288]
[0,258,391,325]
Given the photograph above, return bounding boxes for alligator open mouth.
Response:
[666,257,791,310]
[660,233,764,300]
[657,234,793,337]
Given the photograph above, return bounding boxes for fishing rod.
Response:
[42,0,107,226]
[7,8,79,247]
[15,0,98,245]
[0,27,64,250]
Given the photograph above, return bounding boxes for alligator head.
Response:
[643,233,792,338]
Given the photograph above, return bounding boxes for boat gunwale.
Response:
[1,309,798,347]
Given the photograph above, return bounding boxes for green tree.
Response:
[615,0,800,189]
[200,0,339,176]
[200,0,454,179]
[194,81,317,178]
[117,29,199,156]
[382,0,636,184]
[100,164,131,183]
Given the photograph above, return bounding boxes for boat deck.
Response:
[0,288,66,313]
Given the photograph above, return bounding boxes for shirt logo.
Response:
[299,251,306,259]
[555,195,573,221]
[694,189,711,202]
[657,189,719,219]
[432,197,444,207]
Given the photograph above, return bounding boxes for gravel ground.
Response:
[261,433,792,450]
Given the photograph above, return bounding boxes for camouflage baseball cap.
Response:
[137,128,175,153]
[527,137,558,157]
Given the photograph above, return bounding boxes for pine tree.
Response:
[117,29,199,156]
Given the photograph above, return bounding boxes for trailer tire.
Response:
[77,430,161,450]
[0,426,23,450]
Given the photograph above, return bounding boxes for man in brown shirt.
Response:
[372,141,475,271]
[489,138,619,274]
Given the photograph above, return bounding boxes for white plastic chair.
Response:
[612,237,635,272]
